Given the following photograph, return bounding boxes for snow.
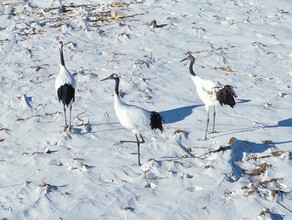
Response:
[0,0,292,219]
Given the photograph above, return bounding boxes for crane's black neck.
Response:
[59,46,65,66]
[189,59,196,76]
[114,77,120,96]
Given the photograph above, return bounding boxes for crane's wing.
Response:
[216,85,237,107]
[126,105,151,129]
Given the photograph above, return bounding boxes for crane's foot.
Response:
[198,137,208,141]
[198,131,218,141]
[114,141,123,146]
[64,125,73,133]
[64,125,69,132]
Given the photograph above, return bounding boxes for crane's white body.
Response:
[55,65,76,97]
[181,53,236,140]
[101,73,164,165]
[190,75,222,111]
[114,94,151,135]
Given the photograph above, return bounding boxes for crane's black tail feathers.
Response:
[216,85,237,108]
[57,83,75,106]
[150,111,164,132]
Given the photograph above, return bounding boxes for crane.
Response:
[181,53,237,140]
[55,41,76,132]
[101,73,164,166]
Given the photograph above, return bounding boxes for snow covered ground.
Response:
[0,0,291,219]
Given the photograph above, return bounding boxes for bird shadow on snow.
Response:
[214,111,292,144]
[92,122,126,134]
[204,139,274,182]
[266,117,292,128]
[159,104,202,124]
[263,117,292,145]
[159,99,249,126]
[236,99,251,104]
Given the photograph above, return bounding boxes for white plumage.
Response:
[101,73,164,166]
[114,95,152,135]
[181,53,237,140]
[55,41,76,131]
[191,76,221,111]
[55,65,76,96]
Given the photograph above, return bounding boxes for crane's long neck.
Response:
[189,59,196,76]
[59,46,65,66]
[114,78,120,97]
[113,77,125,109]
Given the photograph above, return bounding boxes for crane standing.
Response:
[101,73,164,166]
[55,41,76,131]
[181,53,237,140]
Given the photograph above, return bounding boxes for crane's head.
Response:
[58,41,64,50]
[149,20,157,26]
[180,52,195,63]
[100,73,119,81]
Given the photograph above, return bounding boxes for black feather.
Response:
[150,111,164,132]
[216,85,237,108]
[57,84,75,106]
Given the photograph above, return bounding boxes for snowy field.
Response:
[0,0,292,219]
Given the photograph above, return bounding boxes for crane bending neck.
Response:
[189,59,196,76]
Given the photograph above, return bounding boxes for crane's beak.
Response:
[100,76,111,81]
[180,57,187,62]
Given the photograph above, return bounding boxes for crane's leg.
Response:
[69,103,72,129]
[204,110,210,140]
[137,135,145,166]
[63,104,67,126]
[118,136,145,145]
[136,134,141,166]
[212,106,216,133]
[139,135,145,144]
[118,139,140,144]
[117,134,145,166]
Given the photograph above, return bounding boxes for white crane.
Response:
[55,41,76,131]
[101,73,164,166]
[181,53,237,140]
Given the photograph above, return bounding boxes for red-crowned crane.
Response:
[181,53,237,140]
[55,41,76,131]
[101,73,164,166]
